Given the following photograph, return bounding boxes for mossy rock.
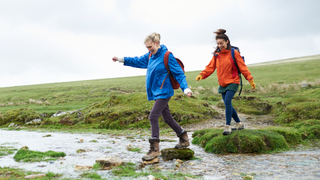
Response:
[160,148,194,161]
[217,96,272,115]
[13,149,66,162]
[297,125,320,140]
[1,108,40,126]
[192,129,221,147]
[193,129,296,154]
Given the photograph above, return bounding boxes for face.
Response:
[217,39,228,50]
[145,40,160,55]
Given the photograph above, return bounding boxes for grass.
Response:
[13,149,66,162]
[0,167,61,180]
[80,172,101,179]
[191,125,319,154]
[126,146,141,152]
[0,144,18,156]
[0,54,319,155]
[111,162,200,179]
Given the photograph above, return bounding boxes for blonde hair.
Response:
[144,32,161,44]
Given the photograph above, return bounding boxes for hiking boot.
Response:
[231,123,244,130]
[223,125,232,135]
[142,139,161,161]
[175,131,190,149]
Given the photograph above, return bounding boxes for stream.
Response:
[0,129,319,179]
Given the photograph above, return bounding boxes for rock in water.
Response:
[141,157,159,166]
[96,156,124,170]
[161,148,194,161]
[74,165,93,171]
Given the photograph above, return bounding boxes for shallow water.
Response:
[0,129,319,179]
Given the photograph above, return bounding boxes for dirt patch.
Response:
[182,105,276,132]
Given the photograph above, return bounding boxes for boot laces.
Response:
[147,145,154,155]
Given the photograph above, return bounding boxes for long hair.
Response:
[213,29,231,54]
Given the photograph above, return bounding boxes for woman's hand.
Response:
[250,79,256,90]
[184,88,193,97]
[196,74,203,81]
[112,57,118,62]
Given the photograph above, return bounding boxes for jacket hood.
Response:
[219,49,230,54]
[153,45,168,56]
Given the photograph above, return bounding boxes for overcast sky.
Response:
[0,0,319,88]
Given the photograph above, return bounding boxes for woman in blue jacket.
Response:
[112,32,193,161]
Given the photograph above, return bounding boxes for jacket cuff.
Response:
[118,57,124,63]
[184,88,192,95]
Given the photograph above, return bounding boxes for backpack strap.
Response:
[231,48,243,96]
[160,51,171,89]
[231,48,240,75]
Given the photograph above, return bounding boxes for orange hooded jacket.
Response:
[200,49,253,87]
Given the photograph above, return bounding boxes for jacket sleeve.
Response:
[168,53,189,91]
[234,51,253,81]
[200,56,216,79]
[124,53,149,69]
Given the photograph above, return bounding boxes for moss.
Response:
[297,125,320,140]
[193,129,295,154]
[82,93,217,130]
[294,119,320,129]
[1,108,40,126]
[160,148,194,161]
[13,149,66,162]
[192,129,221,147]
[267,128,302,145]
[273,88,320,125]
[274,101,320,124]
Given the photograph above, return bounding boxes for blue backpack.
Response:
[230,46,245,96]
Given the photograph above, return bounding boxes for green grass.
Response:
[80,172,101,179]
[0,54,320,154]
[0,167,61,180]
[111,162,199,179]
[191,124,320,154]
[13,149,66,162]
[126,147,141,152]
[0,144,18,156]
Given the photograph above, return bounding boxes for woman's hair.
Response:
[144,32,161,44]
[213,29,231,54]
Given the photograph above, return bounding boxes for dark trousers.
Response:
[221,90,241,125]
[149,97,183,139]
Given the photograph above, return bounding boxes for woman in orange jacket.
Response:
[196,29,256,135]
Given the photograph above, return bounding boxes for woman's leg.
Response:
[161,99,183,134]
[222,90,240,125]
[149,97,183,139]
[161,97,189,149]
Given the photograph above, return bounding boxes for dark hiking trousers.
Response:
[149,97,183,139]
[221,90,241,125]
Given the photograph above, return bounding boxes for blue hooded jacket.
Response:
[124,45,189,101]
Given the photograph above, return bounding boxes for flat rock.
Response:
[141,157,159,166]
[96,156,124,168]
[161,148,194,161]
[74,165,93,171]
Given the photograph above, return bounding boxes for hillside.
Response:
[0,54,319,131]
